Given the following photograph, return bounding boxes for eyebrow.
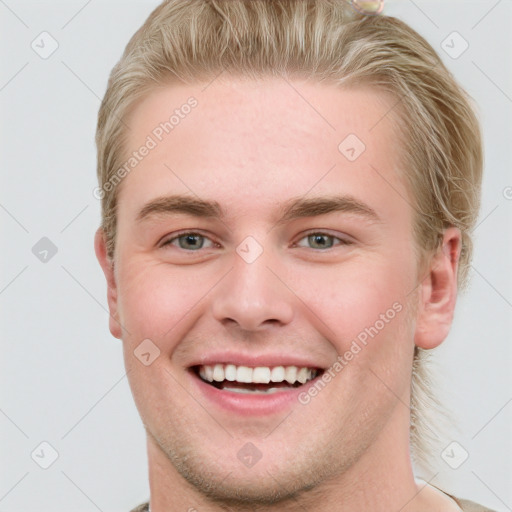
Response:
[136,194,382,225]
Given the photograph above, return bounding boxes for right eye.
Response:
[160,231,217,251]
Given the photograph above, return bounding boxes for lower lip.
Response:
[188,369,322,416]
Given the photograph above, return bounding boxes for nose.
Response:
[211,246,294,332]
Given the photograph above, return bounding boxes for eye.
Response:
[295,231,353,250]
[160,231,216,251]
[160,230,352,252]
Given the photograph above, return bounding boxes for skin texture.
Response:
[95,77,462,511]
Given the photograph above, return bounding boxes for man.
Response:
[94,0,494,510]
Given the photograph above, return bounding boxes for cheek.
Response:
[116,258,217,344]
[294,254,416,401]
[295,257,410,344]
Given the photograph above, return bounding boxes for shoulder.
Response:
[129,503,149,512]
[127,496,497,512]
[415,478,495,512]
[416,480,496,512]
[448,495,497,512]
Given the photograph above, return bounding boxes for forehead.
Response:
[118,77,409,223]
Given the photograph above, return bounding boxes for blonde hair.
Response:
[95,0,483,470]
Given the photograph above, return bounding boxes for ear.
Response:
[414,226,461,350]
[94,227,122,339]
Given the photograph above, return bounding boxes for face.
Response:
[98,78,433,504]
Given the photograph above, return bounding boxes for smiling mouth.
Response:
[191,364,325,394]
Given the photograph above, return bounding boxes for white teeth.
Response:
[296,367,310,384]
[224,364,237,381]
[252,367,271,383]
[203,365,214,382]
[284,366,297,384]
[212,364,224,382]
[270,366,285,382]
[236,366,253,383]
[197,364,318,385]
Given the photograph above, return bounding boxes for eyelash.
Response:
[160,230,353,251]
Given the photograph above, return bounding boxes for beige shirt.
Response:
[130,490,496,512]
[445,494,496,512]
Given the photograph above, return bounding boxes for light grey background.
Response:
[1,1,511,510]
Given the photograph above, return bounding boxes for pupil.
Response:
[310,234,331,248]
[181,234,202,249]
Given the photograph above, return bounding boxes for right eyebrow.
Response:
[136,195,223,222]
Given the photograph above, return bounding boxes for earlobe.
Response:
[414,227,461,350]
[94,228,123,339]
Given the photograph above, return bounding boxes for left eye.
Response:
[295,232,352,250]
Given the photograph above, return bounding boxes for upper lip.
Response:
[188,352,328,370]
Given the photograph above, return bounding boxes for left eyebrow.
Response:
[135,194,383,225]
[275,194,383,226]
